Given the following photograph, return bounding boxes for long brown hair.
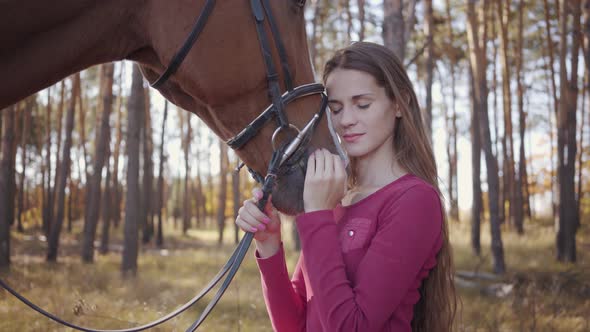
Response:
[323,42,458,332]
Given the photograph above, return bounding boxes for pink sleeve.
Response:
[295,185,443,331]
[256,243,307,332]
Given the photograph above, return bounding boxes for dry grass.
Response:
[0,217,589,332]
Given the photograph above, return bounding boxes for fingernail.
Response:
[261,217,270,224]
[249,226,258,232]
[257,224,266,231]
[254,191,262,200]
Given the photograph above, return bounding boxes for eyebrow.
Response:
[328,93,375,103]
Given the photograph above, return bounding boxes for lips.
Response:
[342,133,364,143]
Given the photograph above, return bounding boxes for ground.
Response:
[0,217,589,331]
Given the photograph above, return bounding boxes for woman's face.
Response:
[325,68,400,159]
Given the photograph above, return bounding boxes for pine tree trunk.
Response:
[217,140,228,245]
[43,88,53,236]
[142,87,154,244]
[156,101,169,248]
[17,98,33,233]
[357,0,366,41]
[47,75,79,262]
[424,0,434,141]
[232,159,240,245]
[467,0,505,273]
[469,65,482,256]
[445,0,459,221]
[513,0,526,235]
[383,0,405,61]
[182,112,191,234]
[497,0,518,230]
[0,106,16,267]
[99,146,112,255]
[111,64,124,229]
[81,63,114,263]
[556,0,580,263]
[122,64,144,275]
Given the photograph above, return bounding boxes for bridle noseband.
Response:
[0,0,328,331]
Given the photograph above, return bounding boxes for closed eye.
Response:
[358,104,371,109]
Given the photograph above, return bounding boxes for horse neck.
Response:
[0,0,149,107]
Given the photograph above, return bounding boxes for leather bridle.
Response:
[0,0,328,331]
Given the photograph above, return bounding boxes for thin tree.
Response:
[497,0,518,230]
[0,106,16,268]
[382,0,417,61]
[47,75,79,262]
[424,0,434,141]
[122,64,144,275]
[217,139,228,245]
[43,87,53,237]
[182,111,192,234]
[81,63,114,263]
[17,98,33,233]
[513,0,527,234]
[156,101,169,247]
[556,0,581,262]
[111,64,124,229]
[142,87,154,243]
[467,0,505,273]
[232,158,241,244]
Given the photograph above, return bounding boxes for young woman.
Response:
[235,42,457,332]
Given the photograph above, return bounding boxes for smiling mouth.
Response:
[342,133,364,142]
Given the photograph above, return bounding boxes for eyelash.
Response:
[331,103,371,114]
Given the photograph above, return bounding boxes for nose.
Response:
[338,105,357,128]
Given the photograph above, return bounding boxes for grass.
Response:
[1,216,589,331]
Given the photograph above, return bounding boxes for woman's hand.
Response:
[303,148,347,213]
[235,188,281,244]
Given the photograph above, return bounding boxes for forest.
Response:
[0,0,589,331]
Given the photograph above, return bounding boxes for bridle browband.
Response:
[0,0,328,331]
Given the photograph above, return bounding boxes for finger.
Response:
[306,151,316,178]
[239,207,268,231]
[323,150,334,177]
[314,149,325,176]
[244,200,272,225]
[251,187,263,201]
[236,217,259,233]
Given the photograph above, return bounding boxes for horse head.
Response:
[134,0,336,214]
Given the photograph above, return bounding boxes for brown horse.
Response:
[0,0,336,214]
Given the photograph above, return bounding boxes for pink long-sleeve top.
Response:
[255,174,444,332]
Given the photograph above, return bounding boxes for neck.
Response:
[355,137,406,188]
[0,0,149,108]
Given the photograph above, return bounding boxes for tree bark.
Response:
[0,106,16,267]
[111,63,124,229]
[357,0,366,41]
[424,0,434,141]
[47,75,79,262]
[467,0,505,273]
[122,64,144,275]
[142,87,154,244]
[182,111,192,234]
[514,0,526,235]
[43,88,53,236]
[232,158,241,244]
[556,0,581,263]
[445,0,459,221]
[497,0,518,230]
[81,63,114,263]
[156,101,169,247]
[217,140,228,245]
[17,98,33,233]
